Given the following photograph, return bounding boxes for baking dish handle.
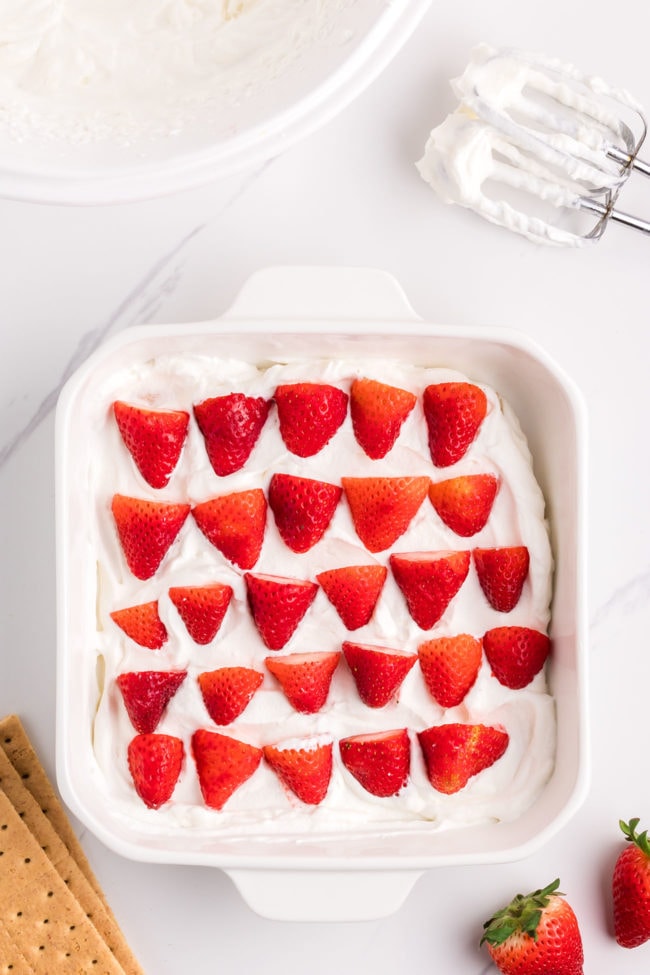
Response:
[221,266,422,324]
[225,867,423,922]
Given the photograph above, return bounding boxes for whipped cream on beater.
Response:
[417,44,646,246]
[87,354,555,839]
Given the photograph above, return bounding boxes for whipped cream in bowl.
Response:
[55,267,588,920]
[0,0,433,202]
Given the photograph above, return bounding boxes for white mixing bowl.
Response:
[0,0,432,205]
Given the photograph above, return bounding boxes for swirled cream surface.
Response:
[0,0,351,142]
[88,354,555,837]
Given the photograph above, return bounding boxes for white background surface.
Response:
[1,0,650,971]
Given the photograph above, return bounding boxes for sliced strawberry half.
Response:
[127,733,184,809]
[168,583,233,645]
[197,667,264,725]
[417,634,482,708]
[473,546,530,612]
[191,729,262,810]
[245,573,318,650]
[350,378,416,459]
[264,651,340,713]
[316,564,387,630]
[418,723,509,794]
[264,738,333,805]
[111,494,191,580]
[389,550,471,629]
[339,728,410,797]
[274,382,348,457]
[193,393,270,476]
[342,641,417,708]
[113,401,189,489]
[268,473,342,553]
[110,600,167,650]
[428,474,499,537]
[482,626,551,689]
[192,489,266,570]
[342,476,430,553]
[423,382,488,467]
[117,671,187,734]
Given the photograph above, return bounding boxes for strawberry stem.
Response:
[480,879,563,947]
[620,818,650,857]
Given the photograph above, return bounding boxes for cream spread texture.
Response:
[88,355,555,837]
[0,0,350,142]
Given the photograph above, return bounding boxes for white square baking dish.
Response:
[55,266,589,922]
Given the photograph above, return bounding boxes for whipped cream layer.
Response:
[89,355,555,838]
[0,0,352,143]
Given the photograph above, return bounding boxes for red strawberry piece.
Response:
[350,378,416,459]
[194,393,270,477]
[113,401,189,489]
[389,550,471,629]
[342,476,430,553]
[339,728,410,797]
[268,473,342,553]
[418,723,509,794]
[613,818,650,948]
[168,583,233,644]
[482,626,551,689]
[192,489,266,570]
[473,546,530,612]
[117,671,187,733]
[274,382,348,457]
[263,738,333,805]
[481,878,584,975]
[127,733,184,809]
[423,382,488,467]
[264,651,340,713]
[342,641,416,708]
[191,729,262,810]
[417,634,482,708]
[110,600,168,650]
[428,473,499,537]
[316,564,387,630]
[197,667,264,725]
[111,494,190,580]
[245,573,318,650]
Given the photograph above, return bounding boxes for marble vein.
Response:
[589,565,650,652]
[0,157,276,470]
[0,222,204,469]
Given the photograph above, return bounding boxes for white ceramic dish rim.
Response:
[0,0,432,206]
[55,267,590,920]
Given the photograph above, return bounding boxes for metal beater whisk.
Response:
[418,45,649,245]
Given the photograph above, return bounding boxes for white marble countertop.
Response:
[2,0,650,971]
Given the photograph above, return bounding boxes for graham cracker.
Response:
[0,791,125,975]
[0,715,102,900]
[0,922,35,974]
[0,717,144,975]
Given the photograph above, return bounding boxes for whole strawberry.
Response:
[613,817,650,948]
[481,878,584,975]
